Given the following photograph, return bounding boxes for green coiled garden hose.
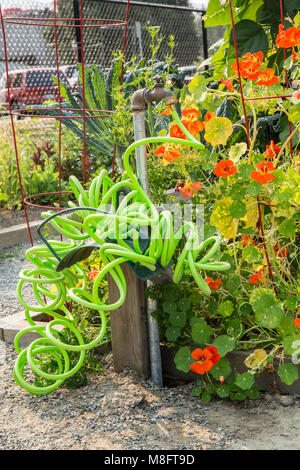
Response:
[14,108,231,394]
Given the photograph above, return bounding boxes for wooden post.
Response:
[108,264,150,378]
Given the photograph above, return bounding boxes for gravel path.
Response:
[1,243,300,450]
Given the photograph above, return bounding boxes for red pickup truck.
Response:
[0,67,71,113]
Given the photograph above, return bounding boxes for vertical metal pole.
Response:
[132,110,163,387]
[73,0,82,64]
[201,13,209,71]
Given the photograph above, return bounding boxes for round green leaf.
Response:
[209,357,232,380]
[174,346,194,372]
[246,180,262,196]
[191,319,212,344]
[283,334,300,357]
[234,372,255,391]
[277,317,296,337]
[218,300,234,318]
[166,326,181,342]
[238,302,253,315]
[242,245,261,264]
[277,363,299,386]
[178,298,192,312]
[239,163,254,179]
[212,335,236,358]
[216,384,230,398]
[229,20,268,55]
[169,311,187,328]
[225,274,241,295]
[162,300,177,314]
[230,201,246,219]
[253,294,284,329]
[230,183,247,201]
[278,219,296,238]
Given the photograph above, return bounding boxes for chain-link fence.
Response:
[0,0,225,77]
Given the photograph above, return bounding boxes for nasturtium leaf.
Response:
[234,372,255,390]
[229,20,268,56]
[240,197,259,228]
[209,357,232,380]
[204,116,233,147]
[162,300,177,314]
[201,391,212,402]
[205,0,233,27]
[191,319,212,344]
[247,386,260,399]
[174,346,194,372]
[189,292,202,304]
[166,326,181,342]
[178,298,192,312]
[229,142,247,162]
[276,186,294,203]
[249,287,274,306]
[244,349,268,370]
[238,302,252,315]
[204,223,217,240]
[239,163,254,179]
[277,316,296,337]
[188,74,209,100]
[216,384,230,398]
[242,245,261,264]
[169,311,187,328]
[230,183,247,201]
[277,363,299,386]
[283,334,300,358]
[225,274,241,295]
[286,296,297,311]
[230,201,247,219]
[278,219,296,238]
[289,104,300,126]
[218,300,234,318]
[246,180,262,196]
[210,197,238,240]
[192,387,202,397]
[253,294,284,329]
[212,335,236,358]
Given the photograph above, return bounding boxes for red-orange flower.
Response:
[276,24,300,49]
[250,160,275,184]
[158,105,172,117]
[293,88,300,100]
[294,318,300,328]
[170,124,186,139]
[231,52,264,80]
[182,118,205,135]
[204,111,215,122]
[248,267,266,284]
[164,149,181,163]
[205,277,222,290]
[182,108,201,119]
[153,145,166,157]
[263,141,281,159]
[274,243,288,258]
[190,347,220,375]
[213,160,237,177]
[178,181,202,199]
[256,68,279,86]
[241,235,255,247]
[221,77,234,91]
[88,266,99,280]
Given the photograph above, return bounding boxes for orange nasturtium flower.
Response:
[276,24,300,49]
[170,124,186,139]
[181,108,205,135]
[263,141,281,159]
[190,346,221,375]
[250,160,275,184]
[213,159,237,177]
[294,318,300,328]
[231,52,263,80]
[158,105,172,117]
[182,108,201,120]
[256,68,279,86]
[205,277,222,290]
[178,181,202,199]
[153,145,181,164]
[221,77,234,91]
[248,267,266,284]
[88,266,99,280]
[293,88,300,100]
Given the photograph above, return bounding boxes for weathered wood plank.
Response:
[108,263,150,378]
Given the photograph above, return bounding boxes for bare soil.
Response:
[0,207,43,230]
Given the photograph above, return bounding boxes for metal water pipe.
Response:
[130,78,177,387]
